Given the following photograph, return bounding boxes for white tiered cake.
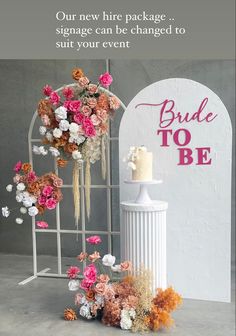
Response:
[127,146,153,181]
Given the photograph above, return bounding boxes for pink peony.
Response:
[90,114,100,126]
[96,109,108,122]
[45,198,57,210]
[67,266,80,279]
[62,86,74,99]
[88,84,98,95]
[41,114,51,126]
[27,171,37,183]
[14,161,22,172]
[42,185,53,197]
[99,72,113,87]
[83,264,97,283]
[38,195,46,206]
[87,97,97,108]
[86,235,102,245]
[109,96,120,110]
[94,282,107,295]
[49,91,60,105]
[36,221,49,229]
[73,113,84,124]
[78,76,90,88]
[80,278,94,291]
[64,100,81,113]
[81,105,92,117]
[84,125,96,137]
[43,85,53,96]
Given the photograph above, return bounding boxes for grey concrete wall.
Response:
[0,60,235,265]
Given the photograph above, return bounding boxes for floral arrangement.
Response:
[34,68,121,223]
[1,161,63,228]
[124,145,147,170]
[64,235,182,332]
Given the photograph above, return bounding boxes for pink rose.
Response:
[45,198,57,210]
[14,161,22,172]
[120,261,132,271]
[51,176,63,187]
[99,72,113,87]
[88,84,98,95]
[81,105,92,117]
[80,278,94,291]
[109,96,120,110]
[78,76,90,88]
[73,113,84,124]
[83,264,97,283]
[50,91,60,106]
[43,85,53,96]
[86,235,101,245]
[97,274,110,284]
[84,125,96,137]
[38,195,46,206]
[67,266,80,279]
[96,109,108,122]
[41,114,51,126]
[13,174,21,184]
[94,282,107,295]
[36,221,48,229]
[90,114,100,126]
[27,171,37,183]
[64,100,81,113]
[42,185,53,197]
[62,86,74,99]
[87,97,97,108]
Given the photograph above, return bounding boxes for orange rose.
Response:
[36,204,45,215]
[120,261,132,272]
[57,158,68,168]
[77,252,88,262]
[88,251,101,263]
[64,143,78,154]
[97,93,109,110]
[38,99,53,117]
[86,289,95,302]
[22,162,32,173]
[94,282,107,296]
[72,68,84,80]
[27,181,40,195]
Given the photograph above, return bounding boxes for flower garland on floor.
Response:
[64,235,182,332]
[1,161,63,228]
[35,68,121,224]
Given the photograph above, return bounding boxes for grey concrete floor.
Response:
[0,254,235,336]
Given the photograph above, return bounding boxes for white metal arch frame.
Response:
[19,84,126,285]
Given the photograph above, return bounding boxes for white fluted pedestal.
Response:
[121,201,168,293]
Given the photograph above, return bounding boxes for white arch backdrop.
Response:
[119,78,232,302]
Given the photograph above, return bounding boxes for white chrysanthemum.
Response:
[28,206,39,217]
[111,264,121,273]
[68,280,80,291]
[39,126,47,135]
[55,106,67,120]
[120,310,133,330]
[69,122,79,133]
[15,218,23,224]
[59,119,69,131]
[2,206,10,218]
[53,128,62,139]
[6,184,13,192]
[79,305,92,319]
[20,207,27,214]
[49,147,60,157]
[72,150,82,161]
[33,145,48,156]
[102,254,116,267]
[16,183,25,191]
[16,193,24,203]
[45,132,53,142]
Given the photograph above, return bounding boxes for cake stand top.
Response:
[121,200,168,211]
[124,179,163,185]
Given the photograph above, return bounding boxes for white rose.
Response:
[59,119,69,131]
[120,310,132,330]
[49,147,60,157]
[28,206,39,217]
[2,206,10,218]
[111,264,121,273]
[39,146,48,156]
[16,193,24,203]
[17,183,25,191]
[55,106,67,120]
[20,207,27,214]
[46,132,53,142]
[6,184,13,192]
[39,126,47,135]
[79,305,92,319]
[68,280,80,291]
[23,196,36,208]
[102,254,116,267]
[15,218,23,224]
[53,128,62,138]
[76,136,85,145]
[128,162,136,170]
[72,150,82,161]
[69,122,79,133]
[33,145,48,156]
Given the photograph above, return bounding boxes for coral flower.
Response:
[67,266,80,279]
[97,274,110,284]
[77,252,88,262]
[22,163,32,173]
[86,235,102,245]
[72,68,84,80]
[88,251,101,262]
[36,221,48,229]
[120,261,132,272]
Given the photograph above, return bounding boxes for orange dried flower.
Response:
[27,181,40,196]
[38,99,53,117]
[22,162,32,173]
[57,158,68,168]
[64,143,78,154]
[152,287,182,313]
[64,308,77,321]
[36,204,45,215]
[102,299,121,327]
[86,289,95,302]
[72,68,84,80]
[122,275,135,285]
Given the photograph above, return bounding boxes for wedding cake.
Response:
[127,146,153,181]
